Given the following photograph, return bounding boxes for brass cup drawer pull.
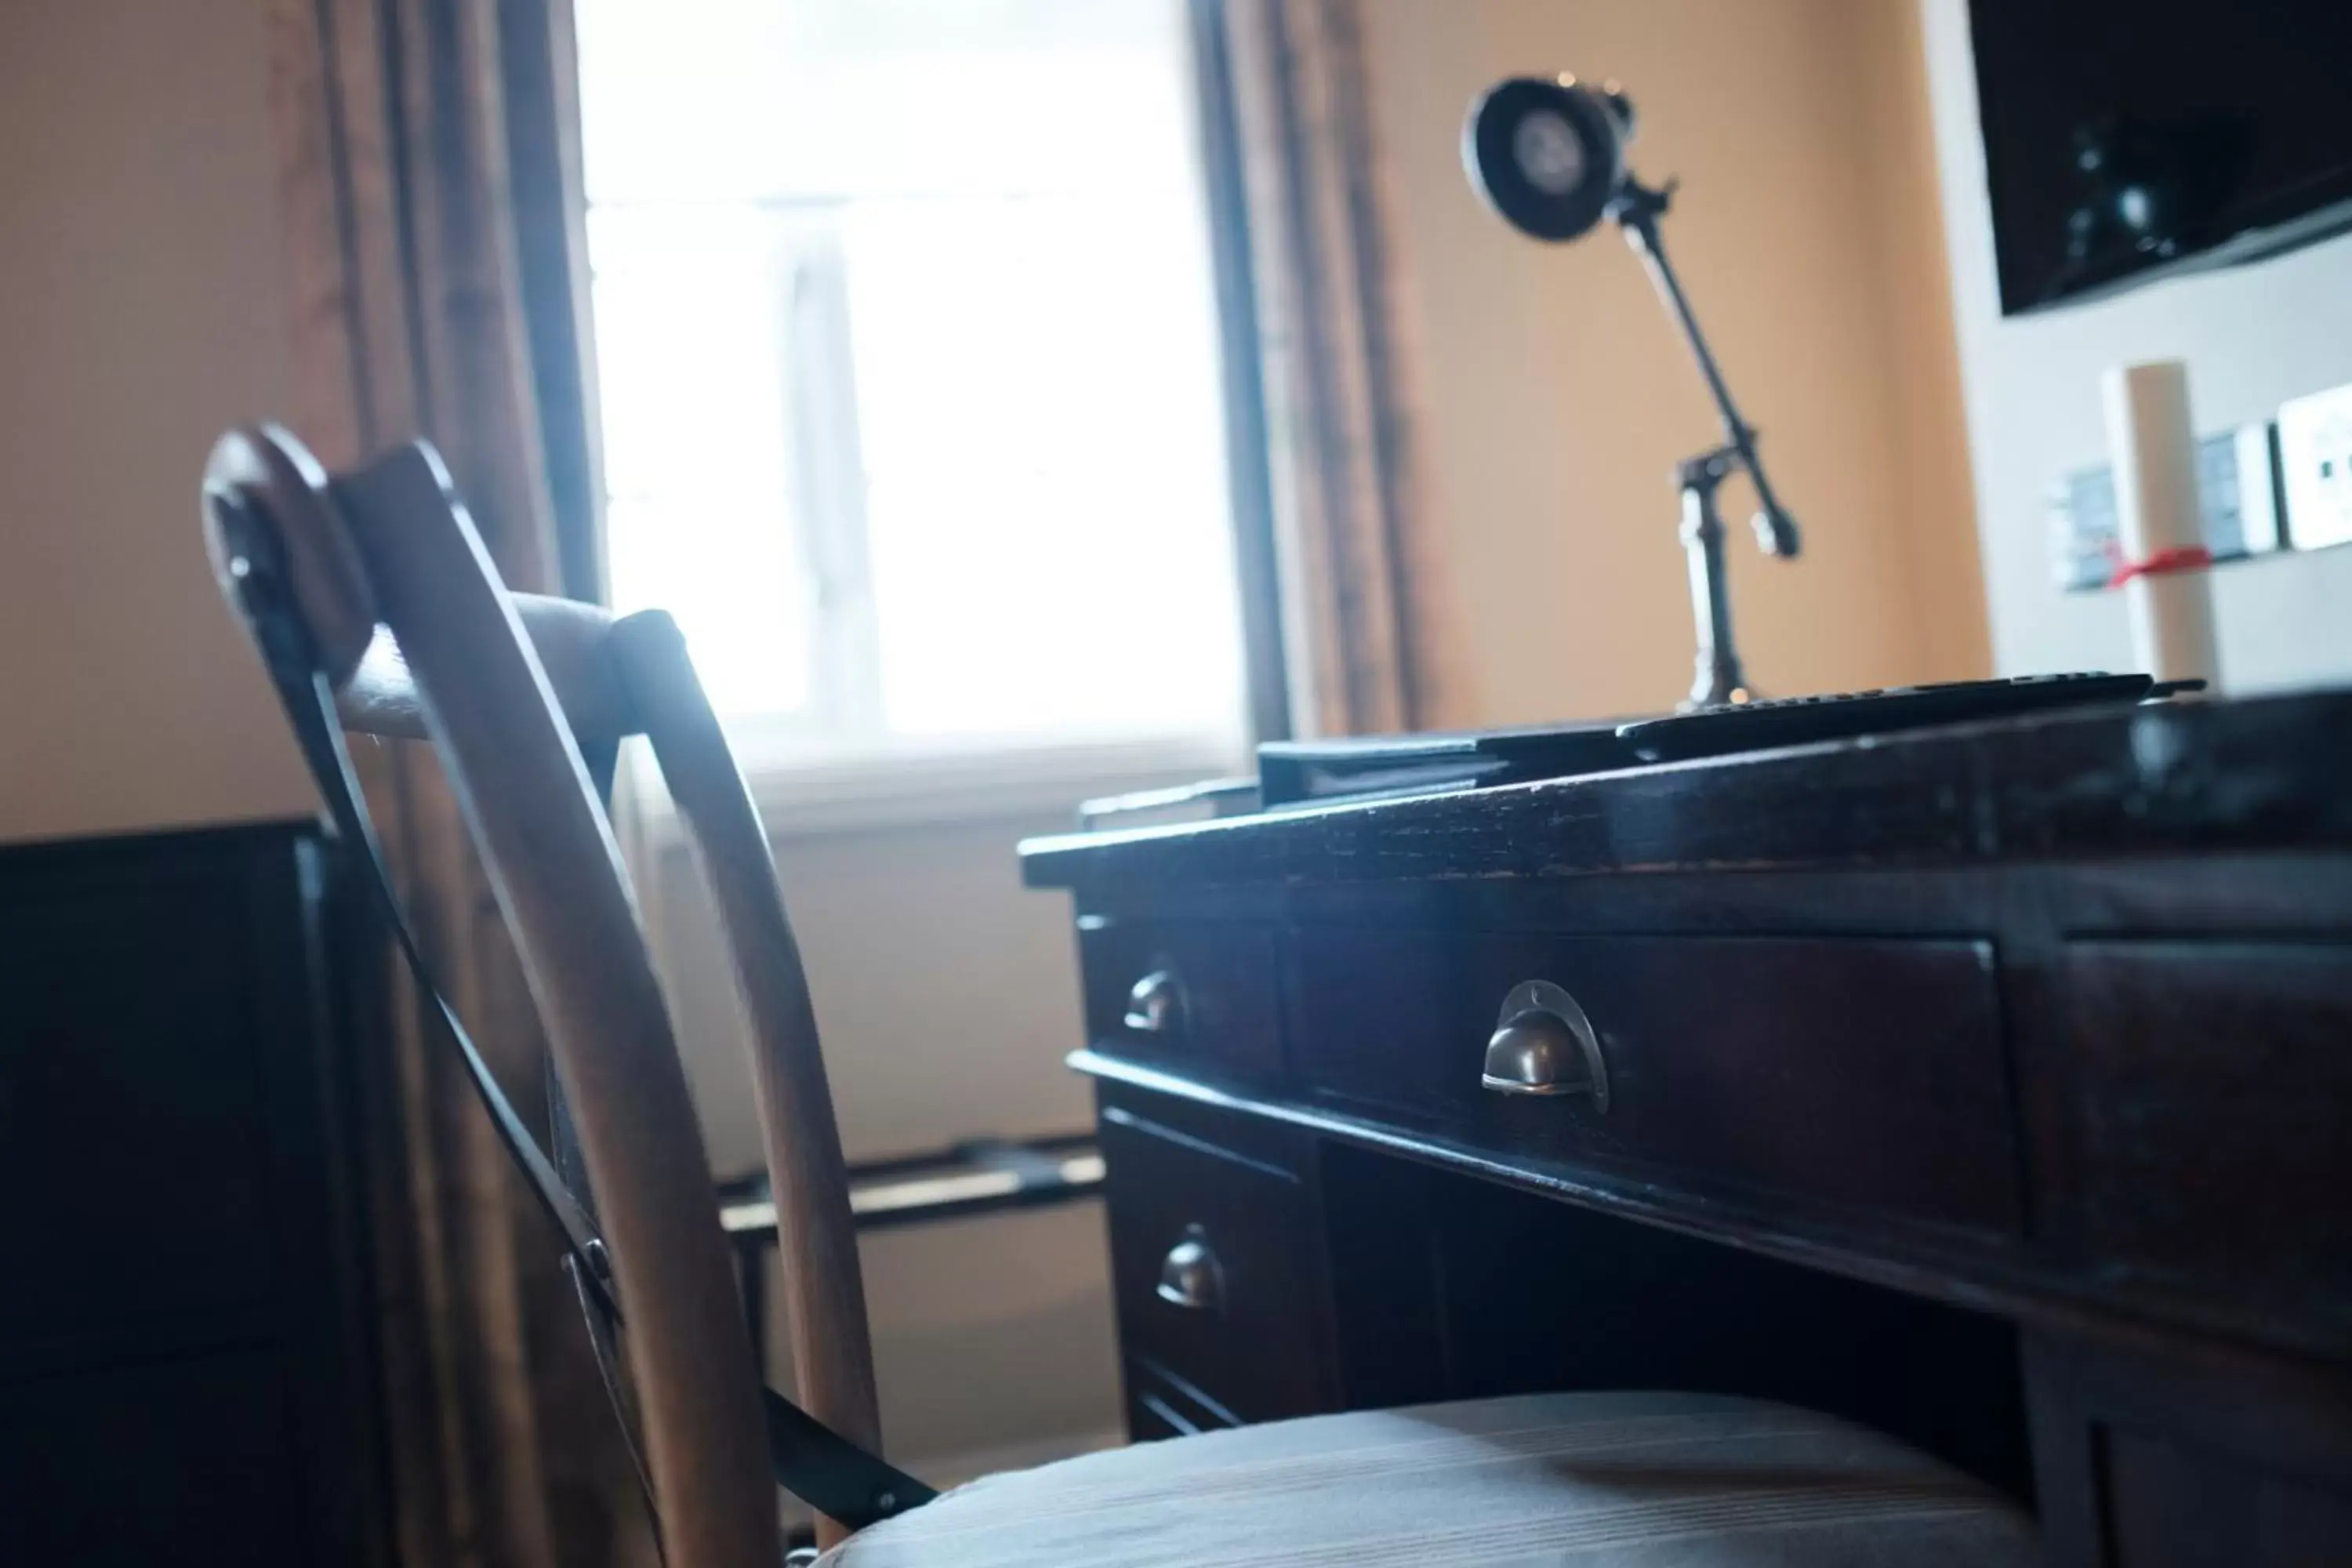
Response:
[1482,980,1610,1111]
[1155,1226,1223,1312]
[1124,968,1185,1034]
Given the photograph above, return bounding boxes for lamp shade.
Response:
[1464,76,1635,243]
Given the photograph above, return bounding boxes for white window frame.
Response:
[583,8,1254,834]
[601,207,1242,834]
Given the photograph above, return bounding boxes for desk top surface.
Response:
[1022,688,2352,895]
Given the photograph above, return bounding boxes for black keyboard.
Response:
[1255,673,2194,807]
[1615,673,2176,762]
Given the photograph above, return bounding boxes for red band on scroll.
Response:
[2108,543,2213,589]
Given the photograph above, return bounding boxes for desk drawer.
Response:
[2064,941,2352,1339]
[1080,919,1281,1083]
[1289,927,2021,1238]
[1125,1356,1242,1440]
[1099,1106,1327,1423]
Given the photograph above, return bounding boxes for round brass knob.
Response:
[1156,1227,1222,1311]
[1123,969,1185,1035]
[1480,980,1610,1110]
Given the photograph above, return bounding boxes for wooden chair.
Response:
[201,426,2049,1567]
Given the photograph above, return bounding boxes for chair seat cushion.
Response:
[820,1391,2042,1566]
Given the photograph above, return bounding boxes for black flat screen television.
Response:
[1972,0,2352,314]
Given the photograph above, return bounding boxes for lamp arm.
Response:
[1613,178,1803,559]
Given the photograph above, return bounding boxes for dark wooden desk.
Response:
[1022,691,2352,1568]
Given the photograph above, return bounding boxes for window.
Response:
[576,0,1245,778]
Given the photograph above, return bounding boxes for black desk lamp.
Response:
[1465,76,1802,709]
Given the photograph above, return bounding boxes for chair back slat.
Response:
[210,426,890,1557]
[235,434,782,1568]
[612,610,885,1537]
[336,592,635,745]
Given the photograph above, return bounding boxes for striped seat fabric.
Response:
[819,1391,2042,1566]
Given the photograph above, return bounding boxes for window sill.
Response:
[626,729,1248,840]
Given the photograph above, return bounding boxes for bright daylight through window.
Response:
[575,0,1244,772]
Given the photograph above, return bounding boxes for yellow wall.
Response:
[1364,0,1987,724]
[0,0,1987,836]
[0,0,317,844]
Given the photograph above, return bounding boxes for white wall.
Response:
[652,813,1097,1168]
[1919,0,2352,693]
[638,802,1123,1479]
[0,0,316,844]
[1363,0,1989,726]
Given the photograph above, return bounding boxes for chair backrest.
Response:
[201,426,878,1567]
